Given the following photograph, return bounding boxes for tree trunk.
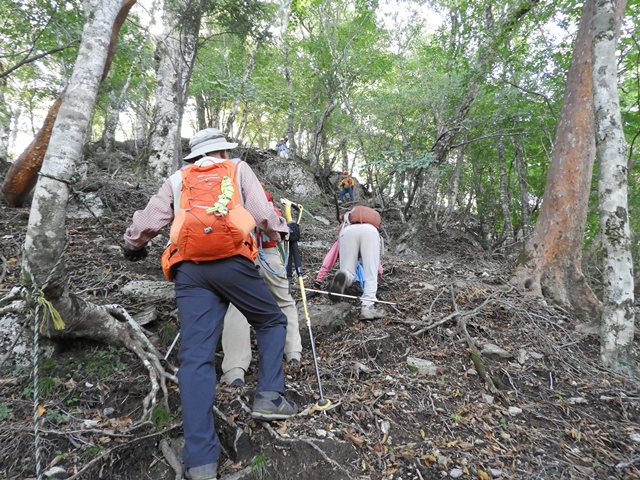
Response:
[0,67,9,163]
[1,92,65,207]
[444,142,465,224]
[225,40,258,136]
[196,90,207,131]
[22,0,128,319]
[592,0,633,371]
[102,62,135,152]
[512,0,600,317]
[513,138,531,239]
[282,1,296,156]
[134,96,148,143]
[497,131,514,245]
[0,0,137,207]
[147,0,202,177]
[309,98,338,171]
[19,0,170,419]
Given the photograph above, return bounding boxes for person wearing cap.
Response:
[220,183,303,387]
[122,128,299,480]
[338,171,355,203]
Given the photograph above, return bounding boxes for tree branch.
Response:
[0,42,79,79]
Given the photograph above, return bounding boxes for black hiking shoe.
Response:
[328,271,348,303]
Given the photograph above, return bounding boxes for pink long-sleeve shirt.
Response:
[124,157,288,250]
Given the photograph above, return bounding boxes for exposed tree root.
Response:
[159,438,184,480]
[0,287,177,419]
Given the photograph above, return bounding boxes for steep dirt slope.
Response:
[1,165,639,480]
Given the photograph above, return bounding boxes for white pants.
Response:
[222,246,302,375]
[338,223,380,306]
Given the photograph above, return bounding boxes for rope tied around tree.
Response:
[24,244,67,480]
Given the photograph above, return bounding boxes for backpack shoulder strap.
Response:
[170,166,190,215]
[229,158,245,205]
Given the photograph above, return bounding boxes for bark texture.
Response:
[512,0,600,317]
[0,0,137,207]
[1,93,65,207]
[592,0,633,370]
[147,0,201,177]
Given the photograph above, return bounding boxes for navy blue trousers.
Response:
[339,187,354,202]
[173,256,287,469]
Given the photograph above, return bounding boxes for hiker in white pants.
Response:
[329,206,386,320]
[221,236,302,386]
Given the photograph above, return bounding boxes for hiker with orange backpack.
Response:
[220,184,303,387]
[338,171,355,203]
[122,128,298,480]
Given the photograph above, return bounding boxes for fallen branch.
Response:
[448,285,502,394]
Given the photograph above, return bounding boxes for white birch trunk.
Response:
[592,0,633,371]
[147,0,200,178]
[24,0,123,292]
[18,2,174,415]
[102,62,135,152]
[497,132,514,245]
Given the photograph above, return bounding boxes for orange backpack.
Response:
[161,160,257,281]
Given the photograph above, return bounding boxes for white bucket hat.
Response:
[184,128,238,161]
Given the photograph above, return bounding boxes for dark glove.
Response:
[306,280,322,299]
[287,222,300,242]
[123,245,148,261]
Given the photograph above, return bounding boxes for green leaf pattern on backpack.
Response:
[206,176,234,215]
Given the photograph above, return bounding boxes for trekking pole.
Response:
[294,286,397,305]
[282,198,331,411]
[160,332,180,368]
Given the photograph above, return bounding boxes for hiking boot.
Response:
[359,305,386,320]
[185,462,217,480]
[328,271,348,303]
[252,391,298,421]
[221,368,245,387]
[230,378,244,387]
[286,357,302,371]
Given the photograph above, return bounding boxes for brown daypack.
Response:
[344,205,381,230]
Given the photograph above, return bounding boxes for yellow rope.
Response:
[35,292,65,331]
